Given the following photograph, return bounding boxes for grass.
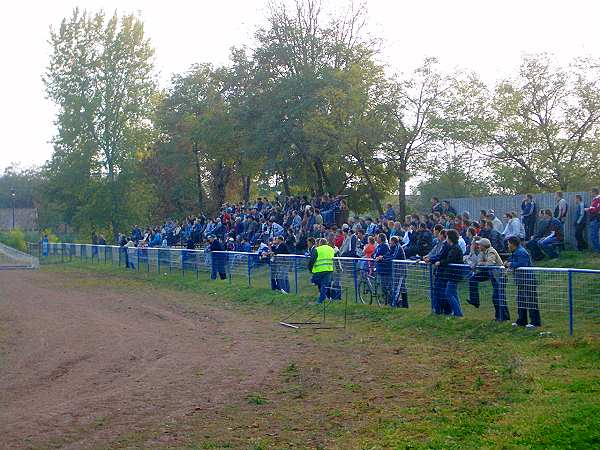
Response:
[35,255,600,449]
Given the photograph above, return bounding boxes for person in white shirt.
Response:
[488,211,504,233]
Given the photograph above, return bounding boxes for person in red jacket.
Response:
[585,188,600,254]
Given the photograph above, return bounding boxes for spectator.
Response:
[467,238,510,321]
[374,233,393,305]
[584,188,600,254]
[384,203,396,221]
[271,236,290,293]
[424,229,451,315]
[207,235,226,280]
[442,200,457,216]
[488,210,504,234]
[505,236,541,329]
[431,197,443,214]
[520,194,537,240]
[437,229,464,317]
[554,191,568,223]
[574,194,588,251]
[389,235,408,308]
[308,238,335,304]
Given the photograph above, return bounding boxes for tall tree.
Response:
[386,58,450,218]
[449,54,600,192]
[44,9,156,236]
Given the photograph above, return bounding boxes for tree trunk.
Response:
[107,161,119,242]
[397,167,409,220]
[356,156,383,217]
[192,142,205,211]
[242,175,251,204]
[281,169,291,197]
[312,159,325,195]
[211,159,232,212]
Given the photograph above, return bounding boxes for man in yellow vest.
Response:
[308,238,335,304]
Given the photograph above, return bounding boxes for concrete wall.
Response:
[0,208,38,230]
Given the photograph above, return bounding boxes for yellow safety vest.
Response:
[312,245,335,273]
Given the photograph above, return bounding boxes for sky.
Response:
[1,0,598,172]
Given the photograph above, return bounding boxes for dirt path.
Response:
[0,270,328,449]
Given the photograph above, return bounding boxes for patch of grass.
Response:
[246,393,268,405]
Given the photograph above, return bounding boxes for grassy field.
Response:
[34,253,600,449]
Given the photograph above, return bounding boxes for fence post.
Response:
[294,257,299,294]
[568,270,574,336]
[428,263,434,312]
[247,255,252,287]
[228,253,232,285]
[353,259,359,303]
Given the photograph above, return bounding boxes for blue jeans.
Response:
[432,272,448,315]
[591,220,600,253]
[444,280,463,317]
[540,235,560,259]
[311,271,332,303]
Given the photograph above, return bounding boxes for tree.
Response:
[385,58,450,218]
[44,9,156,237]
[450,54,600,192]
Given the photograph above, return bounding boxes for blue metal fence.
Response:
[28,242,600,336]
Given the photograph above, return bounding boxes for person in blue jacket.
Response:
[207,235,227,280]
[388,235,408,308]
[373,233,392,305]
[505,236,541,328]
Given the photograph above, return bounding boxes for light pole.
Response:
[10,187,16,230]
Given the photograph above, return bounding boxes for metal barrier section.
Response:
[29,242,600,335]
[0,242,39,269]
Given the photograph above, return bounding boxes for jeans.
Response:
[432,272,447,314]
[540,235,560,259]
[514,273,541,326]
[590,220,600,253]
[392,274,408,308]
[468,269,510,320]
[311,271,333,303]
[575,222,588,251]
[526,239,545,261]
[444,280,463,317]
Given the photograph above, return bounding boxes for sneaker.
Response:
[280,289,288,294]
[525,324,536,329]
[511,322,519,327]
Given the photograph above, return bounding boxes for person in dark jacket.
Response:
[208,235,227,280]
[574,194,588,251]
[505,236,541,328]
[437,229,464,317]
[416,223,434,257]
[520,194,537,240]
[374,233,392,305]
[388,236,408,308]
[271,236,290,293]
[424,229,451,315]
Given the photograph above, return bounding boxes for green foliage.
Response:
[43,8,156,236]
[0,229,27,251]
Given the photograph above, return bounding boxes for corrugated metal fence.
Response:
[445,192,592,246]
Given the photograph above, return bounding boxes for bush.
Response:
[0,229,27,252]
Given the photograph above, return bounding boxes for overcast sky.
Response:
[1,0,598,172]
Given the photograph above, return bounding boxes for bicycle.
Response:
[357,266,385,306]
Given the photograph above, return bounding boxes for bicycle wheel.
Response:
[372,278,386,307]
[357,278,371,304]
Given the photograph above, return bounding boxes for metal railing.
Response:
[27,242,600,336]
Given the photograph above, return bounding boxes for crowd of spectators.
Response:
[90,187,600,329]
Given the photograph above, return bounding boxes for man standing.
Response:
[207,235,227,280]
[574,194,588,251]
[505,236,541,329]
[308,238,335,304]
[585,188,600,254]
[521,194,537,240]
[271,235,290,293]
[554,191,568,223]
[374,233,392,305]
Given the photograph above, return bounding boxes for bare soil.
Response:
[0,269,443,449]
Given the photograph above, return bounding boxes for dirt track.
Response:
[0,269,337,449]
